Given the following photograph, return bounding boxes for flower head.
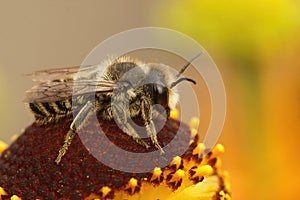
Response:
[0,112,230,199]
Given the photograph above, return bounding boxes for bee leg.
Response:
[55,101,94,164]
[55,129,76,164]
[141,97,165,154]
[111,103,149,148]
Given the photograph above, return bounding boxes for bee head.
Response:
[146,69,169,109]
[145,52,201,115]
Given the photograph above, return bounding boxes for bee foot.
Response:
[154,142,164,155]
[134,137,149,149]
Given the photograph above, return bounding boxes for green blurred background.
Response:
[1,1,300,199]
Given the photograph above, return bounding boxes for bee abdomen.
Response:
[29,99,72,125]
[29,102,48,118]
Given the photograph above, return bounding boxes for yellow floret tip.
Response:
[170,109,179,119]
[191,165,213,179]
[153,167,162,175]
[219,190,231,200]
[100,186,111,198]
[129,177,138,187]
[0,187,7,195]
[190,128,198,138]
[170,156,182,170]
[192,143,206,156]
[127,177,138,193]
[10,195,21,200]
[175,169,185,177]
[189,117,199,129]
[151,167,162,181]
[170,169,185,183]
[0,140,8,154]
[211,144,225,158]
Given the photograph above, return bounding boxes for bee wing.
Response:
[24,79,116,103]
[27,65,101,82]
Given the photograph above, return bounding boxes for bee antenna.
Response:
[175,51,203,78]
[171,77,196,88]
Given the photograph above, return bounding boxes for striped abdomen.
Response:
[29,99,73,125]
[28,93,112,125]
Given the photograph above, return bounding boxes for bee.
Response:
[25,53,201,164]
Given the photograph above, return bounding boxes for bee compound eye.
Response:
[155,84,163,94]
[152,84,168,108]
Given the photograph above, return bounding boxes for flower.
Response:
[0,111,230,199]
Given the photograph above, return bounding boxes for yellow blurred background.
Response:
[1,1,300,199]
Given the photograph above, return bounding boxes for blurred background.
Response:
[1,1,300,199]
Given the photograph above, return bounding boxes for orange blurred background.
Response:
[1,1,300,199]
